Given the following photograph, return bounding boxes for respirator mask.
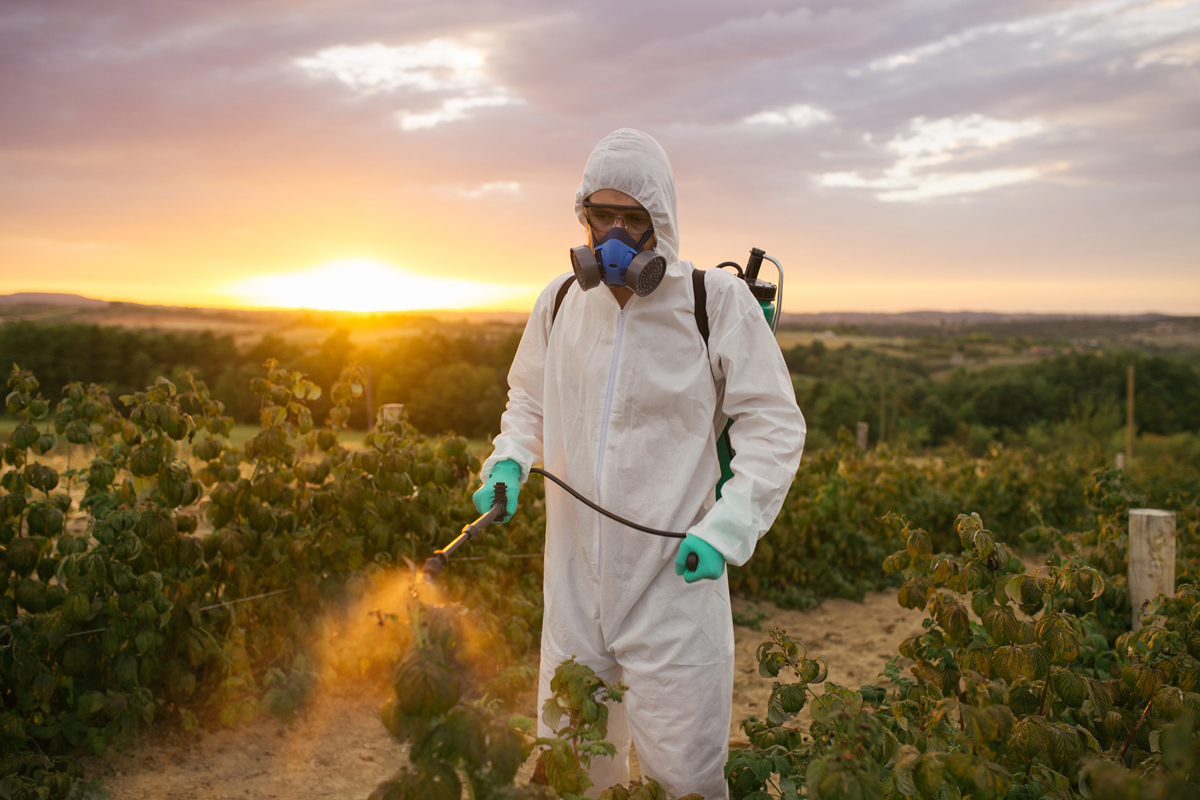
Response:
[569,201,667,297]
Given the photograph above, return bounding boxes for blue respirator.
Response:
[570,227,667,297]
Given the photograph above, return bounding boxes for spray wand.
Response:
[420,483,509,580]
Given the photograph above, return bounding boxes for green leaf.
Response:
[774,681,807,714]
[538,737,587,795]
[972,530,995,559]
[893,746,920,798]
[1051,668,1088,708]
[33,432,57,455]
[1008,715,1047,760]
[10,423,39,450]
[1152,685,1184,719]
[1085,677,1113,720]
[898,577,934,610]
[810,683,864,727]
[982,605,1018,646]
[906,529,933,560]
[1044,724,1080,772]
[991,646,1032,685]
[913,754,945,800]
[940,600,970,643]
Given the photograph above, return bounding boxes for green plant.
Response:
[373,598,536,800]
[732,433,1100,603]
[726,512,1200,800]
[0,360,547,797]
[532,659,627,797]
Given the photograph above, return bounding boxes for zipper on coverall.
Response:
[594,304,629,578]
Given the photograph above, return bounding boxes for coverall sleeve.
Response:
[688,277,806,566]
[480,274,573,482]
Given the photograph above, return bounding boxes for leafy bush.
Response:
[0,360,547,797]
[726,513,1200,800]
[373,597,538,800]
[732,433,1098,603]
[3,345,1197,799]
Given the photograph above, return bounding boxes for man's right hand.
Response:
[472,459,522,523]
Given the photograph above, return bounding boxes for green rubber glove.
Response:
[675,533,726,583]
[472,459,522,524]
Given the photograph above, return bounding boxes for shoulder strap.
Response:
[551,271,711,350]
[551,276,575,327]
[692,268,709,349]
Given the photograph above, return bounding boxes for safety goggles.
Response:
[582,200,654,237]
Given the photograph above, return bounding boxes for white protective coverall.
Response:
[482,128,805,798]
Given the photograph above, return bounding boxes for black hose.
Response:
[423,470,701,577]
[530,468,701,574]
[528,470,700,575]
[530,467,685,539]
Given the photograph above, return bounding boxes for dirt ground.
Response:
[83,588,928,799]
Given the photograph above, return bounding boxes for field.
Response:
[2,303,1200,799]
[0,298,526,351]
[81,590,931,798]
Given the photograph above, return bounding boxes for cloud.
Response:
[866,0,1200,74]
[296,40,485,94]
[889,115,1045,164]
[1136,37,1200,67]
[396,94,517,131]
[458,181,521,199]
[819,114,1046,202]
[295,38,520,130]
[743,104,832,128]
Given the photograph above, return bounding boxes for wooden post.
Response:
[1126,365,1135,465]
[1115,452,1125,471]
[379,403,405,427]
[856,421,869,451]
[1128,509,1176,629]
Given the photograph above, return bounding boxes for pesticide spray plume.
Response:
[302,560,492,698]
[218,490,518,777]
[263,564,499,783]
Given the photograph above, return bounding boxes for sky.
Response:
[1,0,1197,314]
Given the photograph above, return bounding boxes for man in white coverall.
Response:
[474,128,805,798]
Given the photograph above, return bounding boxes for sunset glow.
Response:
[221,258,534,312]
[2,2,1197,314]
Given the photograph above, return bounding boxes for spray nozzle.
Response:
[419,483,508,581]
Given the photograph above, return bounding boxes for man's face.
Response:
[584,189,655,251]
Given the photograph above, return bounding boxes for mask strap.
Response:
[636,228,654,249]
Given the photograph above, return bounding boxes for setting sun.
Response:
[220,257,535,312]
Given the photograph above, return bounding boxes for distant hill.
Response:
[0,293,108,307]
[774,311,1176,327]
[0,293,1193,339]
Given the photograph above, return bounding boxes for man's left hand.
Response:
[675,534,726,583]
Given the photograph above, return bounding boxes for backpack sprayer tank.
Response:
[714,248,785,499]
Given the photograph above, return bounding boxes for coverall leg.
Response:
[537,567,734,799]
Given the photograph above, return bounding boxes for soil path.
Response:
[85,588,928,798]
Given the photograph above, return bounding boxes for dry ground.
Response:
[82,588,928,799]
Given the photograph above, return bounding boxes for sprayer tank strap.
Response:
[550,270,711,350]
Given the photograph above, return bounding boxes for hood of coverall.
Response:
[574,128,680,269]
